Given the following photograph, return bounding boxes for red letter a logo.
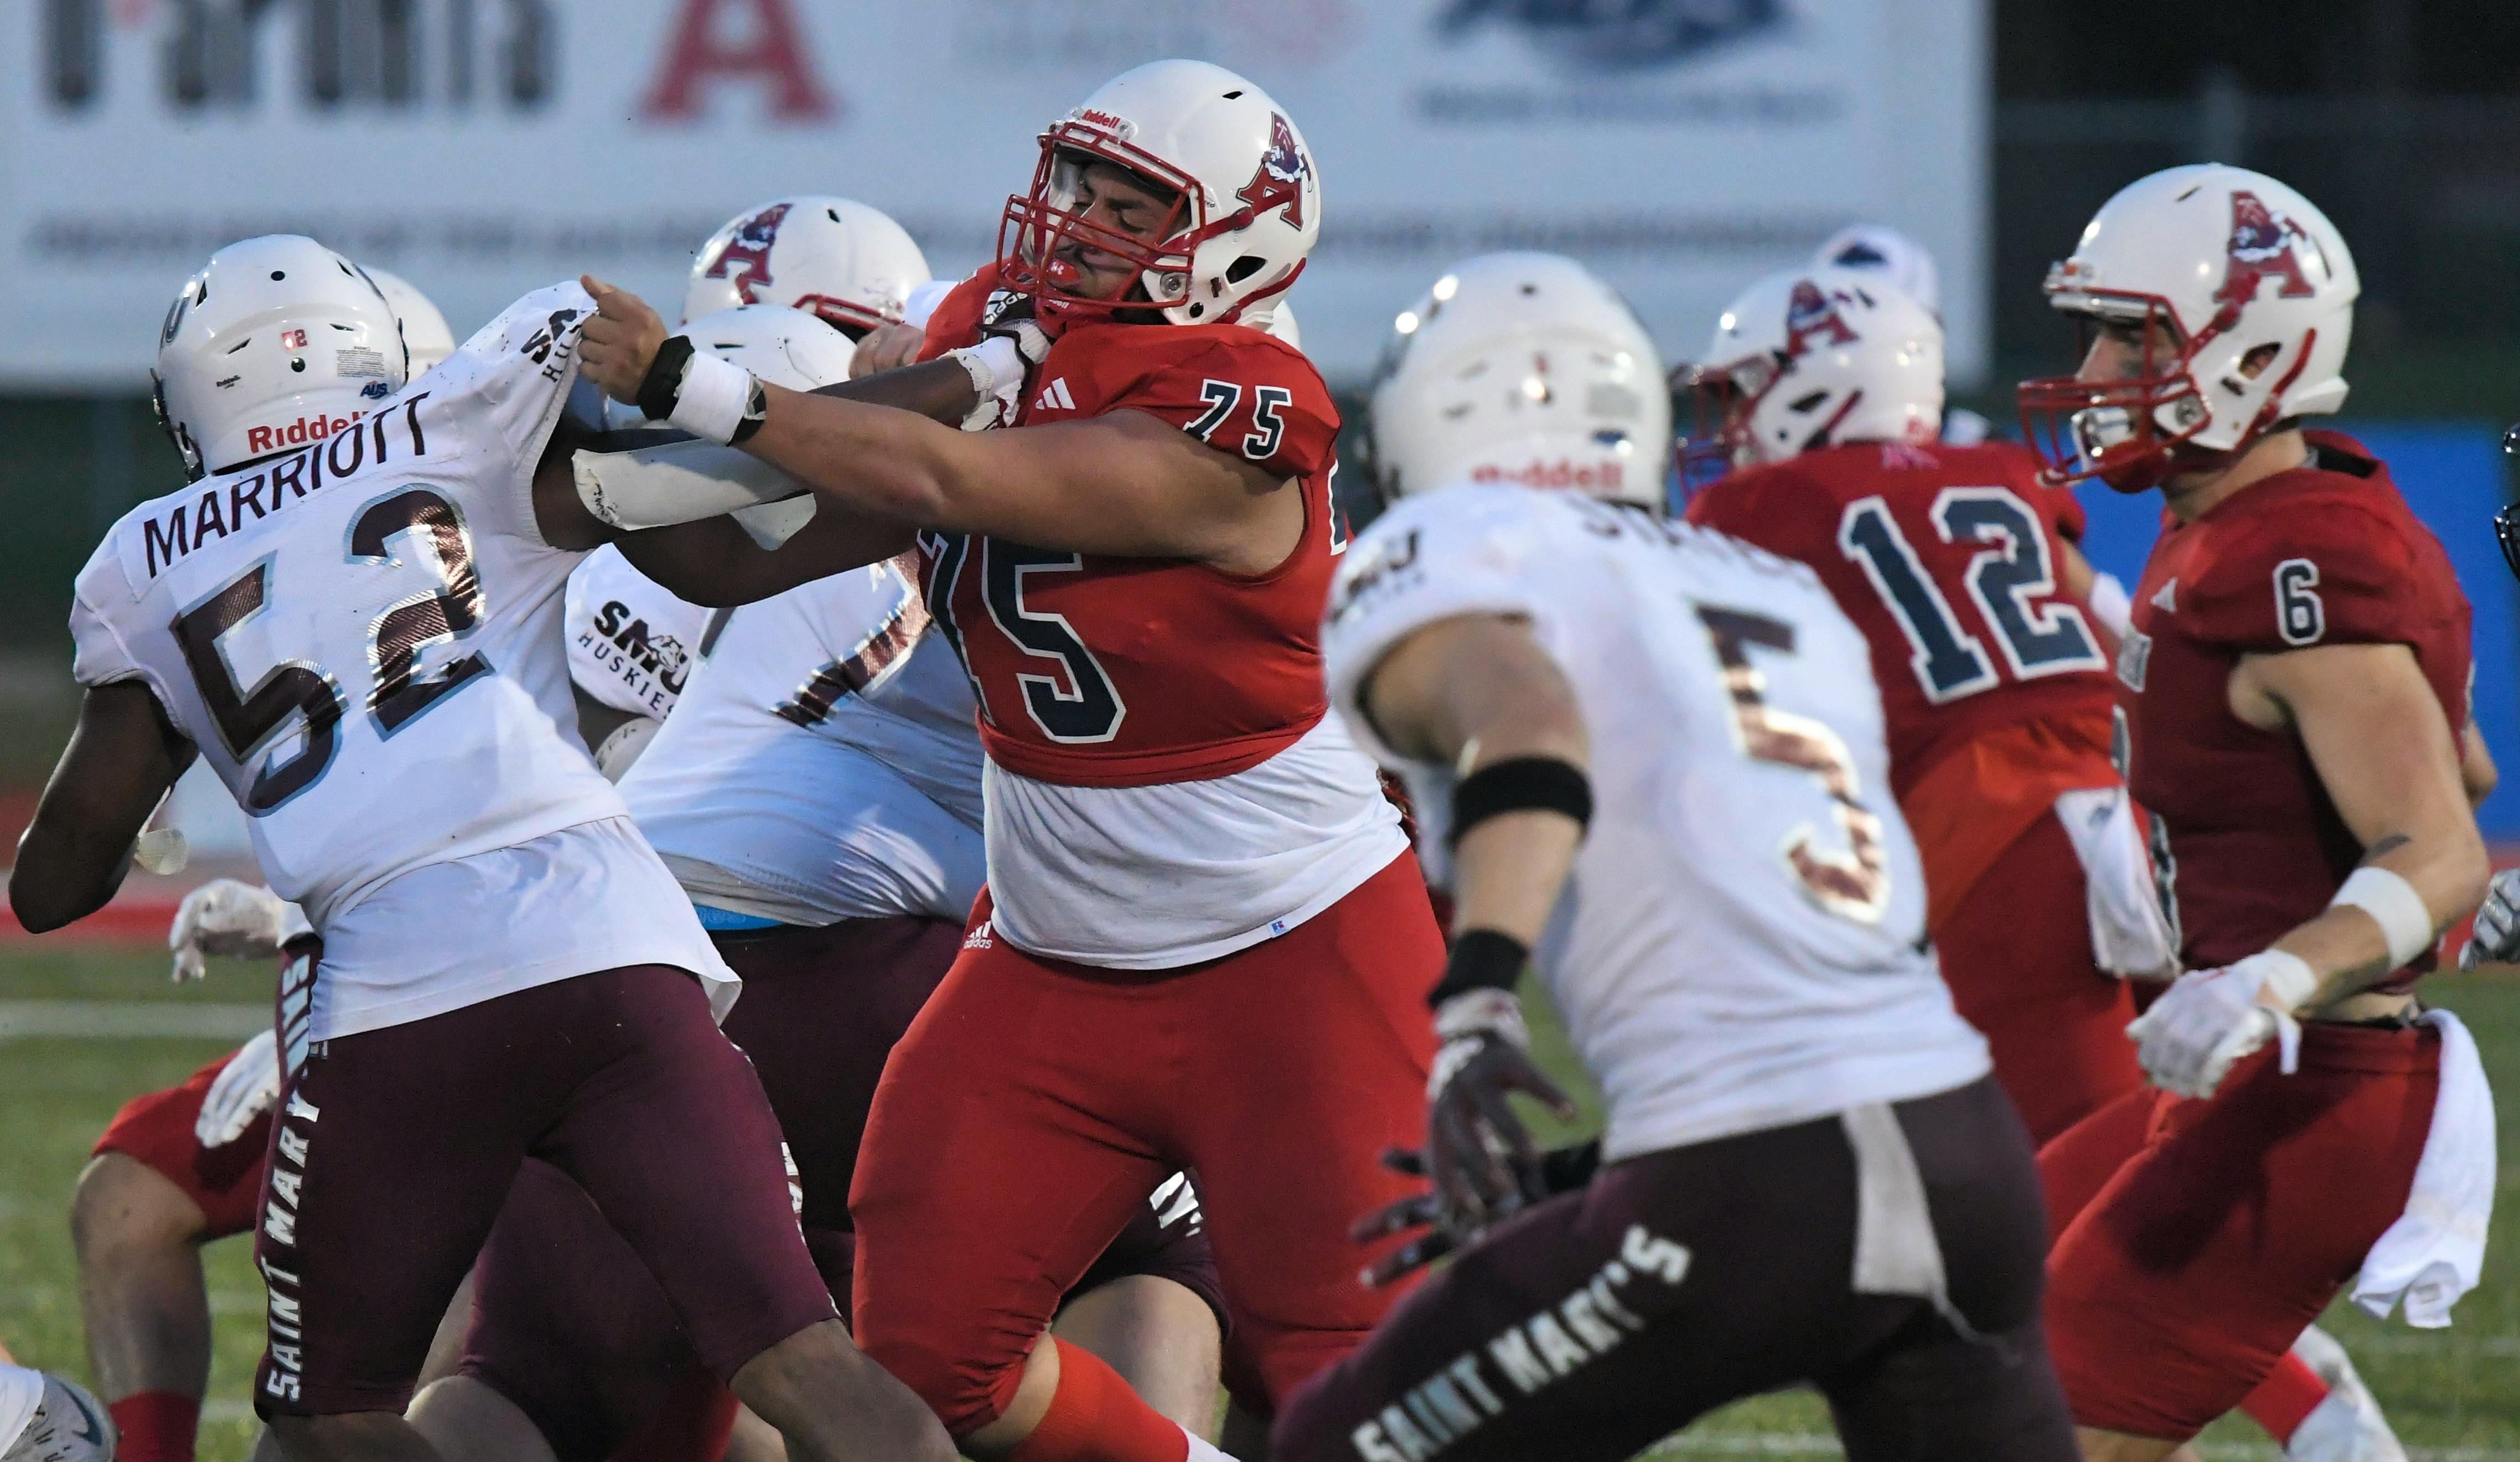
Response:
[643,0,836,121]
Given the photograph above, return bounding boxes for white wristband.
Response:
[948,335,1027,431]
[667,350,758,445]
[2241,948,2320,1013]
[2332,865,2436,969]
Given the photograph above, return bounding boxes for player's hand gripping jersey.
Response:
[2120,431,2474,988]
[619,560,987,927]
[917,268,1403,966]
[69,284,732,1038]
[1326,485,1989,1158]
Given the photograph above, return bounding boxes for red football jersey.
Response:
[912,270,1345,788]
[1688,440,2117,802]
[2120,432,2474,986]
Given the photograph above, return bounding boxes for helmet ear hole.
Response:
[1226,255,1267,285]
[1787,390,1830,414]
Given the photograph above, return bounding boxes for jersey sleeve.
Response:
[2185,499,2419,654]
[68,530,152,690]
[1104,332,1339,482]
[913,267,1008,363]
[417,282,594,544]
[1321,487,1554,768]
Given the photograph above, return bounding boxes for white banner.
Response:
[1,0,1986,389]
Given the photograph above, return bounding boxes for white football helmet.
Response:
[1,1368,114,1462]
[1368,252,1669,507]
[681,304,858,392]
[1812,223,1941,319]
[2019,163,2356,492]
[1000,59,1319,328]
[364,267,457,374]
[152,235,405,481]
[684,197,931,337]
[1680,266,1944,473]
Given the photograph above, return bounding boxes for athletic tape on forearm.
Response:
[572,437,810,531]
[667,350,759,444]
[2332,865,2437,968]
[949,335,1027,431]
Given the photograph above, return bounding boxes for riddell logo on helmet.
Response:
[245,411,363,455]
[701,202,791,303]
[1471,459,1624,492]
[2214,191,2316,306]
[1073,107,1134,137]
[1784,280,1857,357]
[1235,112,1310,230]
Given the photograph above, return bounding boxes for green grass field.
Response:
[4,948,2518,1460]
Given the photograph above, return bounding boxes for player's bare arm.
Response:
[1354,613,1582,1243]
[12,682,194,932]
[2463,721,2498,808]
[2230,640,2489,1012]
[577,277,1301,571]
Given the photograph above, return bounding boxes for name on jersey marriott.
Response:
[1345,1226,1693,1462]
[140,392,434,580]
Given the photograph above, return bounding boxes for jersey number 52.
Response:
[172,489,489,814]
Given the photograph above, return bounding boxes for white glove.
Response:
[168,879,312,982]
[194,1029,281,1148]
[949,317,1052,431]
[2126,950,2314,1098]
[2458,867,2520,970]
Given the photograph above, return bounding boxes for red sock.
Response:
[1004,1339,1187,1462]
[2240,1351,2331,1444]
[108,1392,200,1462]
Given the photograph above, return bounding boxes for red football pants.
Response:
[849,853,1442,1436]
[2041,1022,2438,1439]
[1935,813,2144,1145]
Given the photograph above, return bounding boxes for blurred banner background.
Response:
[2,0,2518,835]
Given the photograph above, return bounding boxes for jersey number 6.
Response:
[1696,605,1892,924]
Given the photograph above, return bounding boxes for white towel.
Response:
[2054,787,2179,981]
[2351,1009,2496,1327]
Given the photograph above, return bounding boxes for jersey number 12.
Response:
[1837,487,2103,702]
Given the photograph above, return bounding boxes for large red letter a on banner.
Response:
[643,0,836,121]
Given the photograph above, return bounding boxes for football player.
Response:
[1680,266,2151,1145]
[65,261,463,1462]
[12,235,964,1462]
[1271,252,2076,1460]
[2018,164,2495,1462]
[572,59,1441,1462]
[418,304,1231,1462]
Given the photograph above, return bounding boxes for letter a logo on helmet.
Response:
[701,202,792,303]
[2216,191,2316,306]
[1235,113,1310,231]
[1784,279,1857,357]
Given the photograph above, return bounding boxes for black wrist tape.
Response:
[1449,756,1592,848]
[728,378,769,446]
[1429,928,1530,1008]
[635,335,697,424]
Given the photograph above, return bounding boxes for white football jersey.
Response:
[70,283,734,1040]
[618,560,986,926]
[1324,484,1989,1161]
[564,545,714,720]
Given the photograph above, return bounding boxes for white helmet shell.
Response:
[1369,252,1669,507]
[1,1371,115,1462]
[364,267,457,374]
[1812,224,1941,319]
[1003,59,1321,328]
[2038,163,2356,462]
[679,304,858,391]
[153,235,405,480]
[684,197,932,335]
[1692,266,1944,467]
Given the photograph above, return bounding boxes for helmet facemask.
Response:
[1000,123,1202,326]
[2018,296,2223,494]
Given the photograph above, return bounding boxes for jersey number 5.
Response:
[1838,487,2103,702]
[172,488,489,814]
[1696,605,1891,924]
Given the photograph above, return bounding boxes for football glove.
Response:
[1420,988,1577,1229]
[168,879,312,983]
[2458,867,2520,970]
[1352,1140,1600,1288]
[194,1029,282,1149]
[2126,950,2311,1098]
